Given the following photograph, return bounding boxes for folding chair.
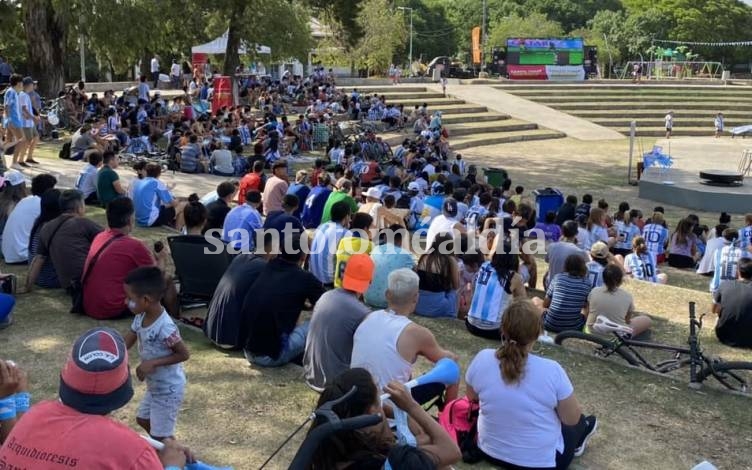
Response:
[167,235,234,313]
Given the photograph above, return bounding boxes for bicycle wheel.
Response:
[555,331,639,366]
[698,361,752,394]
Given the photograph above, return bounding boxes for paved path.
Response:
[427,84,625,141]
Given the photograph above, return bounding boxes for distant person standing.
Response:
[714,112,724,138]
[665,111,674,139]
[631,62,641,84]
[150,54,160,88]
[137,75,150,102]
[0,56,12,84]
[441,76,448,97]
[170,59,181,89]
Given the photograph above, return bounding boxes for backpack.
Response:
[438,396,480,462]
[59,141,72,160]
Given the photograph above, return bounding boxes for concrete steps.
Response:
[347,85,564,149]
[590,117,748,128]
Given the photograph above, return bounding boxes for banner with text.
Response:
[507,65,585,81]
[471,27,481,64]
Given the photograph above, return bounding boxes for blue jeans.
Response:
[245,321,310,367]
[0,293,16,326]
[415,290,458,319]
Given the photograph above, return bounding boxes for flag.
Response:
[472,27,481,64]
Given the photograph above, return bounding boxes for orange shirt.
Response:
[0,400,163,469]
[239,172,262,205]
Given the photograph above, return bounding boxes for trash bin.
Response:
[483,167,508,188]
[533,187,563,223]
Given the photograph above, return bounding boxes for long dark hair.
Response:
[490,243,518,294]
[308,368,391,469]
[29,189,62,251]
[417,233,454,291]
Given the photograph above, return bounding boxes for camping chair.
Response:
[167,235,233,313]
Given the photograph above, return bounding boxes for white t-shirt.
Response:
[665,114,673,129]
[466,349,574,468]
[150,57,159,73]
[426,214,458,248]
[131,310,185,393]
[170,62,180,77]
[2,195,41,263]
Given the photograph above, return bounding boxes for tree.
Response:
[23,0,68,96]
[397,0,458,62]
[487,12,563,51]
[307,0,364,49]
[514,0,622,32]
[351,0,408,75]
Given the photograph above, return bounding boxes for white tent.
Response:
[192,30,271,55]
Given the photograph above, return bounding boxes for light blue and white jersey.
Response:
[624,251,658,283]
[642,223,669,256]
[465,206,488,232]
[309,222,350,284]
[132,177,174,226]
[740,225,752,253]
[588,225,609,249]
[586,260,605,288]
[614,221,640,252]
[710,243,744,292]
[467,262,513,330]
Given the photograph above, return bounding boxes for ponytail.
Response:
[496,340,528,384]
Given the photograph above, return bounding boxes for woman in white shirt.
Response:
[466,299,598,470]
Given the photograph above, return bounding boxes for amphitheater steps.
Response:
[497,83,752,137]
[348,86,564,149]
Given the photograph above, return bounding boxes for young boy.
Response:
[509,185,524,207]
[124,266,189,441]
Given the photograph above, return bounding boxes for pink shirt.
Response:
[262,175,289,214]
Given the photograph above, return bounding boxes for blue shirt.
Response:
[642,223,669,256]
[301,186,332,229]
[132,177,174,226]
[364,244,415,308]
[287,183,311,220]
[544,273,592,332]
[222,204,262,251]
[75,163,99,198]
[309,222,350,285]
[263,210,303,235]
[3,87,22,126]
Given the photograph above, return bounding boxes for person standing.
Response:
[664,111,674,139]
[170,59,181,89]
[137,75,150,102]
[714,112,724,139]
[3,74,26,167]
[19,77,40,165]
[150,54,160,89]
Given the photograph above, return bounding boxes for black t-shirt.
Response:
[714,280,752,348]
[205,199,231,233]
[555,203,576,226]
[204,254,267,347]
[243,258,324,358]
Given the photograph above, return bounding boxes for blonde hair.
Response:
[496,299,542,384]
[587,207,605,232]
[651,212,664,225]
[632,235,647,253]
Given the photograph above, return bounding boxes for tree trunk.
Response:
[23,0,67,97]
[223,1,248,76]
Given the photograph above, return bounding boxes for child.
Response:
[714,112,724,138]
[124,267,189,440]
[509,185,524,207]
[534,210,562,243]
[457,250,484,319]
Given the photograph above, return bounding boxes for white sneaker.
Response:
[537,332,555,344]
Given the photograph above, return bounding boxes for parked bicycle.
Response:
[555,302,752,394]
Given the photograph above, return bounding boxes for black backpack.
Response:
[58,141,72,160]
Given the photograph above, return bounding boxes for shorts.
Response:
[151,205,176,227]
[22,127,37,140]
[136,385,185,438]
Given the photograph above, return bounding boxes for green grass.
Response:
[1,138,751,469]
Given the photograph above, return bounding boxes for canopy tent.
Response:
[191,31,271,55]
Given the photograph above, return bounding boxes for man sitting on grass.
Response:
[713,257,752,348]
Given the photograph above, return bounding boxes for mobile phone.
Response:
[1,274,17,295]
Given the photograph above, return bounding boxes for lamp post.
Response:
[397,6,413,75]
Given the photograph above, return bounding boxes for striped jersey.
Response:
[710,243,744,292]
[624,251,658,283]
[741,225,752,253]
[467,262,513,330]
[465,206,489,232]
[586,260,605,288]
[642,223,669,255]
[614,221,640,251]
[334,236,373,288]
[309,222,350,284]
[544,273,592,332]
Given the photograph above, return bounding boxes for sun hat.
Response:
[590,241,610,259]
[364,187,382,200]
[1,170,25,187]
[342,253,375,294]
[443,197,458,218]
[59,327,133,415]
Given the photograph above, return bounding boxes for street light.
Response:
[397,6,413,75]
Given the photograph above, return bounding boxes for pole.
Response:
[628,120,636,183]
[408,8,413,74]
[79,14,86,81]
[481,0,487,72]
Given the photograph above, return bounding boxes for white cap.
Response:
[407,182,420,191]
[1,170,25,187]
[364,187,382,199]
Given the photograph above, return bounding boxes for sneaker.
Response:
[25,159,40,165]
[573,415,598,457]
[18,161,30,168]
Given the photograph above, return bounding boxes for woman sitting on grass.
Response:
[533,254,593,333]
[415,233,460,319]
[586,264,652,337]
[668,218,699,269]
[465,299,598,470]
[306,368,460,470]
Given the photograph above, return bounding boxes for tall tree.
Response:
[23,0,68,96]
[351,0,408,75]
[487,12,563,50]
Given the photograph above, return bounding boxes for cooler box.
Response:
[533,187,563,223]
[484,167,508,188]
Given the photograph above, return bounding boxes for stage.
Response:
[638,137,752,214]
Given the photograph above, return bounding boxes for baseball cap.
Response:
[22,76,33,86]
[407,181,420,192]
[1,170,25,187]
[443,197,458,218]
[59,327,134,415]
[342,253,375,294]
[590,241,609,259]
[364,187,382,200]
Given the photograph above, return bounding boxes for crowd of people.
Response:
[1,66,751,469]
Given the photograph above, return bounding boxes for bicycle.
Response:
[738,149,752,177]
[554,302,752,394]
